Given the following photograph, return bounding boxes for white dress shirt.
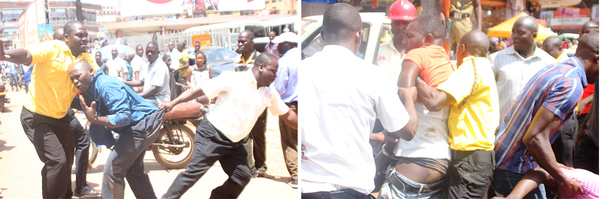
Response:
[490,46,556,120]
[169,49,181,70]
[299,45,410,195]
[131,55,147,80]
[106,56,127,78]
[376,40,406,83]
[204,70,290,143]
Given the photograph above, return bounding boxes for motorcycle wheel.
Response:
[152,124,195,169]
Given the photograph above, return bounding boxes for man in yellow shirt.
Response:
[542,36,569,62]
[415,30,499,198]
[0,21,94,198]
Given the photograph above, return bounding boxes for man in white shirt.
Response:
[131,44,147,81]
[169,42,181,71]
[106,48,127,79]
[160,52,298,199]
[489,16,556,120]
[299,4,418,198]
[124,41,170,107]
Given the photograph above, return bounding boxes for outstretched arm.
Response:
[523,107,584,198]
[0,42,33,66]
[160,86,206,111]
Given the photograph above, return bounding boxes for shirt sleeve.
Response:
[268,85,290,116]
[28,42,56,65]
[374,72,409,132]
[403,48,424,72]
[273,59,289,96]
[201,71,232,99]
[437,62,476,104]
[542,77,583,120]
[101,82,133,126]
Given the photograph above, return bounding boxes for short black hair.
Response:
[322,3,362,44]
[162,54,170,61]
[63,21,83,35]
[542,36,562,49]
[460,30,490,57]
[241,30,255,41]
[147,41,159,49]
[95,51,101,55]
[577,32,599,55]
[196,51,207,65]
[412,15,444,39]
[136,44,143,49]
[255,52,278,67]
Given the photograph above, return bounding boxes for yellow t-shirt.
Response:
[23,40,95,119]
[556,50,569,62]
[179,51,189,77]
[437,56,500,151]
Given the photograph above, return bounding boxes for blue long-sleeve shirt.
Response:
[273,48,300,103]
[87,70,158,147]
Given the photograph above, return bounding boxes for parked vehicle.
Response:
[191,46,238,78]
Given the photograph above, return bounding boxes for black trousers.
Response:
[162,119,252,199]
[20,106,75,199]
[551,114,578,167]
[243,108,268,172]
[446,150,494,199]
[278,102,298,179]
[68,109,91,193]
[574,133,599,174]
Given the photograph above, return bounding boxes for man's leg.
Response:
[162,120,230,199]
[574,134,599,174]
[125,113,163,199]
[492,169,546,198]
[69,109,97,196]
[24,110,75,198]
[447,150,494,198]
[210,141,252,198]
[279,103,298,185]
[250,109,268,175]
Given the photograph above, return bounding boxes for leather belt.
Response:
[450,12,471,19]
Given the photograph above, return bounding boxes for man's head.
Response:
[238,30,255,55]
[252,52,279,87]
[53,28,64,41]
[63,21,88,56]
[111,48,118,59]
[321,3,363,52]
[388,0,417,48]
[455,30,490,66]
[275,32,299,55]
[194,41,201,52]
[146,41,160,63]
[542,36,563,59]
[575,32,599,84]
[125,52,132,62]
[269,31,276,41]
[69,60,95,92]
[168,42,175,52]
[162,54,172,66]
[511,16,538,54]
[579,20,599,38]
[95,51,102,64]
[403,15,445,51]
[136,45,144,57]
[177,42,185,52]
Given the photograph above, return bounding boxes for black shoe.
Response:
[74,185,100,197]
[288,179,298,189]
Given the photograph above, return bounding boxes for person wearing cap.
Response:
[272,32,300,188]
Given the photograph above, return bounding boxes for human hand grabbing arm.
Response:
[395,86,418,141]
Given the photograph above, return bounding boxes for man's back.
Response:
[300,45,409,194]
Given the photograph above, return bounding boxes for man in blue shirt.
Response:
[493,32,598,198]
[69,60,164,199]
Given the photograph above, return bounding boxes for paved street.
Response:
[0,89,298,198]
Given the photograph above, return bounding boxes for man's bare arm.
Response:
[280,110,298,130]
[0,48,33,66]
[138,85,159,98]
[160,86,206,111]
[523,106,584,198]
[394,87,419,141]
[473,0,482,31]
[397,60,421,89]
[123,80,144,87]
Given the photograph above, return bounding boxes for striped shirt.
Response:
[490,46,556,121]
[494,57,587,174]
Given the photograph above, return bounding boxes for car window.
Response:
[219,49,238,60]
[373,24,392,64]
[355,23,371,60]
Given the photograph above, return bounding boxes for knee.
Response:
[234,165,252,185]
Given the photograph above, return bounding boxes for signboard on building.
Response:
[191,33,212,46]
[551,17,590,30]
[559,6,580,18]
[540,10,553,26]
[121,0,190,17]
[38,24,53,42]
[593,4,599,21]
[17,0,46,48]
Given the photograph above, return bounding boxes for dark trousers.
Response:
[102,109,164,199]
[302,189,374,199]
[20,106,75,199]
[162,119,252,199]
[68,109,91,193]
[9,74,18,90]
[24,84,29,94]
[243,108,268,172]
[278,102,298,179]
[447,150,494,198]
[574,133,599,174]
[551,114,577,167]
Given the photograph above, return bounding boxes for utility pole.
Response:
[76,0,84,22]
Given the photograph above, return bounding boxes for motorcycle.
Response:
[0,77,10,112]
[83,103,206,169]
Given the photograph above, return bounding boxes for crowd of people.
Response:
[0,18,300,198]
[299,2,598,199]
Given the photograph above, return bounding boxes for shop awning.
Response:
[487,12,557,42]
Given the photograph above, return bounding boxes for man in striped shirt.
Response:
[489,16,556,121]
[492,32,599,198]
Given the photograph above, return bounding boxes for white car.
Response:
[301,12,393,65]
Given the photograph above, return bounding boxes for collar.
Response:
[236,50,258,68]
[244,70,259,89]
[458,56,479,69]
[570,56,588,88]
[507,46,546,61]
[322,45,357,58]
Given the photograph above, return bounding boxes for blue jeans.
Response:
[102,109,164,199]
[492,169,546,199]
[377,168,445,199]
